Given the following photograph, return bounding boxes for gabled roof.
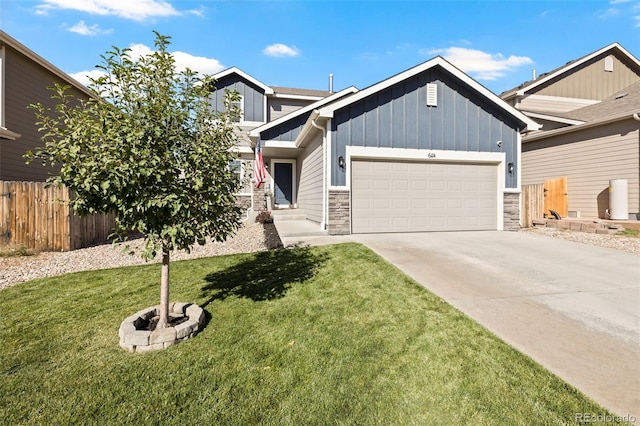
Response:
[561,80,640,122]
[521,111,585,126]
[248,86,359,142]
[523,81,640,143]
[0,30,94,99]
[500,43,640,100]
[316,56,540,132]
[213,66,275,95]
[271,86,332,100]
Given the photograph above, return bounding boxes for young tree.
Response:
[28,32,242,329]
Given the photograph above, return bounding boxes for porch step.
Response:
[270,211,328,238]
[271,209,307,221]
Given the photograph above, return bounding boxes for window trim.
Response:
[230,158,252,195]
[231,95,244,124]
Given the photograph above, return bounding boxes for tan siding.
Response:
[522,120,639,218]
[268,98,310,121]
[2,45,90,181]
[534,54,640,100]
[296,133,323,223]
[518,95,597,113]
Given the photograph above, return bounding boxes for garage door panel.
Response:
[352,160,498,233]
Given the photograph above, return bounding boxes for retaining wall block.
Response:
[172,302,190,315]
[135,342,165,353]
[149,327,177,345]
[124,330,151,346]
[186,304,205,325]
[174,321,196,339]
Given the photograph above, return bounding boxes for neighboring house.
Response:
[247,57,538,234]
[501,43,640,220]
[0,30,95,181]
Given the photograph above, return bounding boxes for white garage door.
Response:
[351,160,498,233]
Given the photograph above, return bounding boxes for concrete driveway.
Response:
[350,231,639,421]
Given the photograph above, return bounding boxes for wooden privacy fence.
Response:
[522,183,545,228]
[0,181,116,252]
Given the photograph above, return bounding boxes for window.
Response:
[229,158,252,194]
[230,95,244,123]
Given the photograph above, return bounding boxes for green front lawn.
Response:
[1,243,615,425]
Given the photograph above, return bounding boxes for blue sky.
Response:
[2,0,639,95]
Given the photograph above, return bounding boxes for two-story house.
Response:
[500,43,640,220]
[0,30,95,181]
[228,59,538,235]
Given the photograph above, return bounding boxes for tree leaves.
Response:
[26,32,242,261]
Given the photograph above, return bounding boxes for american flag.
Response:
[254,139,266,188]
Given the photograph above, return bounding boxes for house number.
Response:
[428,152,436,158]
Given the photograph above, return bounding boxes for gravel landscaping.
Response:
[520,226,640,254]
[1,223,638,291]
[0,222,282,291]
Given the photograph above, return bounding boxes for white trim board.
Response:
[213,66,274,95]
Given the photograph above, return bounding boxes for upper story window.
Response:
[230,95,244,123]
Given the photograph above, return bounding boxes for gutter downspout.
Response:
[633,113,640,122]
[310,114,327,230]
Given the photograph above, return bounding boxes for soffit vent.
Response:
[426,83,438,107]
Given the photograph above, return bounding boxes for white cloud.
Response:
[35,0,200,21]
[596,7,621,19]
[610,0,631,4]
[126,43,224,74]
[172,51,224,74]
[66,20,113,36]
[69,69,106,87]
[70,42,225,87]
[423,47,534,81]
[262,43,300,58]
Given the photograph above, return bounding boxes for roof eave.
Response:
[249,86,358,141]
[318,56,541,132]
[0,127,21,140]
[523,111,639,142]
[518,43,638,97]
[213,66,274,95]
[0,30,96,99]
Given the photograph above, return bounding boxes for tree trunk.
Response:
[157,246,170,329]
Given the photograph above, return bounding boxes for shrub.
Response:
[255,211,273,224]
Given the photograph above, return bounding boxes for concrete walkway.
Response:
[272,220,640,420]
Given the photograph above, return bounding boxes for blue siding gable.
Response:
[331,66,521,187]
[210,74,265,123]
[259,111,311,142]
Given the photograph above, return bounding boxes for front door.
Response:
[274,162,293,205]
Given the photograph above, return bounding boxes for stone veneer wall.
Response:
[503,192,520,231]
[235,195,252,212]
[328,189,350,235]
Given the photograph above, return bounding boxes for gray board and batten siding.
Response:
[260,111,311,142]
[330,66,523,188]
[209,74,265,123]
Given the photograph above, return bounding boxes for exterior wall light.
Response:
[508,162,515,175]
[338,156,346,170]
